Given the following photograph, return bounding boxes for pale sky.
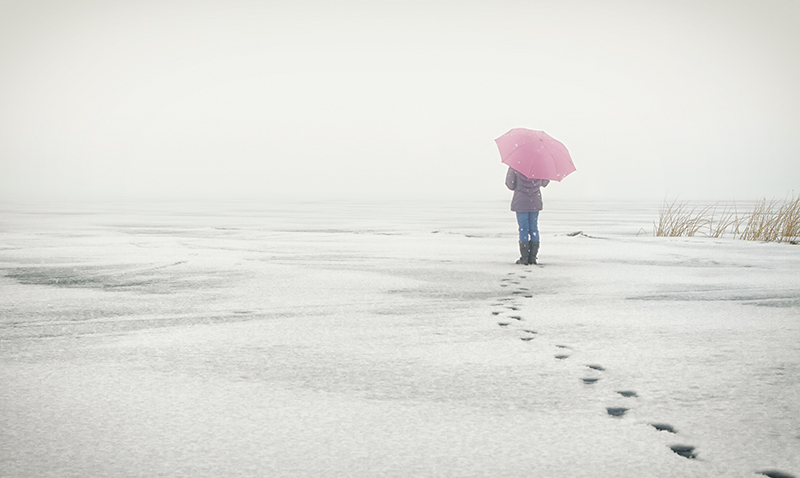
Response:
[1,0,798,204]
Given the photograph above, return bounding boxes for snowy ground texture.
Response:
[1,200,798,478]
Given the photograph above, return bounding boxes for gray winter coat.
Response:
[505,167,550,212]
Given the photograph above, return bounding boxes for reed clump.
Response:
[654,194,799,243]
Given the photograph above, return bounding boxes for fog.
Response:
[1,0,798,204]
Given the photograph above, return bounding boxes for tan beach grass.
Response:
[655,194,799,243]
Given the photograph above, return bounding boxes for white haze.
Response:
[1,0,798,204]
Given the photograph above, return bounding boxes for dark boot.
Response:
[529,241,540,265]
[516,241,531,265]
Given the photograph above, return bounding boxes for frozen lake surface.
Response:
[1,200,798,478]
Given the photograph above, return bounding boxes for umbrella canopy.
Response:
[495,128,576,181]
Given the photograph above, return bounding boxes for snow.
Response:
[1,200,798,478]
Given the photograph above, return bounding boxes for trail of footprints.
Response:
[492,271,795,478]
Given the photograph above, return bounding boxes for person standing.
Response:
[505,167,549,265]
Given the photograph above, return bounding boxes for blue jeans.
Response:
[516,211,540,242]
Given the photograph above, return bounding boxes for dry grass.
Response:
[655,194,800,243]
[739,195,800,242]
[654,199,713,237]
[706,202,745,239]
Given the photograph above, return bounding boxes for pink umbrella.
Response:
[495,128,576,181]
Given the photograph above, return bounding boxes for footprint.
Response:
[509,316,522,321]
[669,445,697,459]
[555,354,570,360]
[582,378,600,384]
[606,407,628,417]
[524,295,533,298]
[586,364,605,371]
[520,337,534,341]
[555,345,570,349]
[617,390,638,398]
[757,470,797,478]
[498,322,510,327]
[507,306,519,311]
[491,311,500,315]
[651,423,677,433]
[523,329,537,334]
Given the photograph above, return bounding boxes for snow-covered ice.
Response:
[1,200,798,478]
